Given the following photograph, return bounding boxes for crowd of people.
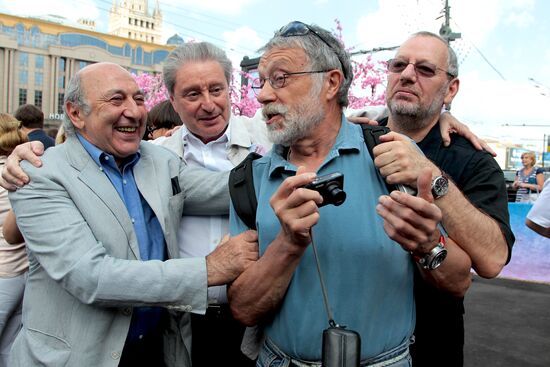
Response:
[0,20,546,367]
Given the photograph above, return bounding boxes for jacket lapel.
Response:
[65,136,141,259]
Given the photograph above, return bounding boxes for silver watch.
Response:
[414,235,448,270]
[431,175,449,199]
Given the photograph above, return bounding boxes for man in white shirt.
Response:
[158,41,271,367]
[526,178,550,238]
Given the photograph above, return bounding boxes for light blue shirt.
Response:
[77,134,166,344]
[230,117,415,361]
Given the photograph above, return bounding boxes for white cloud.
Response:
[161,0,257,15]
[0,0,99,23]
[223,26,263,70]
[452,73,550,143]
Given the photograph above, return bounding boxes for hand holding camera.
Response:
[303,172,346,207]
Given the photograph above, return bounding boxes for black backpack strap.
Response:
[361,124,397,193]
[228,152,262,230]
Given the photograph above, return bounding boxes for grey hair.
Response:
[63,71,92,136]
[410,31,459,78]
[259,22,353,107]
[163,42,233,96]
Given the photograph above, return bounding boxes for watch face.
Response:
[429,250,448,270]
[432,176,449,198]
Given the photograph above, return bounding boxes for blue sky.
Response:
[2,0,549,149]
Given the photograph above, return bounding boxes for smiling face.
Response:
[169,60,231,144]
[67,63,147,166]
[386,35,459,133]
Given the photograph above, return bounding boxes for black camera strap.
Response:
[309,228,338,327]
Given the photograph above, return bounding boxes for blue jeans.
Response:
[257,337,412,367]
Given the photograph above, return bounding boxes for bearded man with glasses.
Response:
[228,22,472,367]
[370,31,514,367]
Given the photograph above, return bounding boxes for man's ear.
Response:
[324,69,344,102]
[65,102,85,130]
[444,78,460,106]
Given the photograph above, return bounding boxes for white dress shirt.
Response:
[178,125,234,304]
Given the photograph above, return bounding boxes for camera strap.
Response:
[309,228,338,327]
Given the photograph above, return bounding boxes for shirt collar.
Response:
[180,122,230,147]
[76,133,140,171]
[267,114,361,178]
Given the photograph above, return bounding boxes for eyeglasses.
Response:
[251,70,329,95]
[279,21,348,79]
[146,125,163,135]
[387,58,456,79]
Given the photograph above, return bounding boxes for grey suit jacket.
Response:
[9,135,230,367]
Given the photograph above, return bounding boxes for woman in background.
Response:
[0,113,28,367]
[143,100,183,141]
[513,151,545,203]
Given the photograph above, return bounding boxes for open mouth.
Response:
[115,126,138,133]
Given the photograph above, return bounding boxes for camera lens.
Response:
[326,183,346,206]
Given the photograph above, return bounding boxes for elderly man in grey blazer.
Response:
[8,62,258,367]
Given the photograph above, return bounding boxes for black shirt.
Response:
[380,118,514,366]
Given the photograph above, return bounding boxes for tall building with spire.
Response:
[108,0,162,44]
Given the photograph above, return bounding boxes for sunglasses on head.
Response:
[278,21,348,79]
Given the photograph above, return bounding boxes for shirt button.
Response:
[105,156,110,161]
[99,167,104,171]
[111,351,120,360]
[139,334,144,340]
[131,218,135,223]
[123,180,127,185]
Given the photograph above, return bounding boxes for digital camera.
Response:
[304,172,346,207]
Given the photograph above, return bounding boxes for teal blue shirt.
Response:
[230,117,415,360]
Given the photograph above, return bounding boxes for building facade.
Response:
[0,12,174,126]
[108,0,162,45]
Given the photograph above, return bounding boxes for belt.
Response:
[263,337,410,367]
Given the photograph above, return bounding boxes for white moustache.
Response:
[262,104,289,120]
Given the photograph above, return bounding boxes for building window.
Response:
[34,90,43,109]
[128,17,132,24]
[151,37,154,43]
[19,89,27,106]
[35,72,43,86]
[19,70,28,85]
[151,23,154,30]
[58,75,65,89]
[19,52,28,67]
[59,57,66,72]
[134,19,138,25]
[35,55,44,69]
[78,61,88,70]
[146,22,149,29]
[58,93,65,114]
[128,31,131,38]
[140,20,144,27]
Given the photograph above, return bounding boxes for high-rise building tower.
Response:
[108,0,162,44]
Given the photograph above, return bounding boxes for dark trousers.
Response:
[191,304,256,367]
[118,330,165,367]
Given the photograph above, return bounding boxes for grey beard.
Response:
[387,101,431,132]
[266,94,325,146]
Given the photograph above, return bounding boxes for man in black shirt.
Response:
[373,31,514,366]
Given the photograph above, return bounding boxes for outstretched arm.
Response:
[376,168,472,297]
[374,132,508,278]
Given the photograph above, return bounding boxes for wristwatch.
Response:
[413,235,448,270]
[431,175,449,199]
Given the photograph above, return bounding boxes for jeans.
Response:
[0,272,27,367]
[257,337,412,367]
